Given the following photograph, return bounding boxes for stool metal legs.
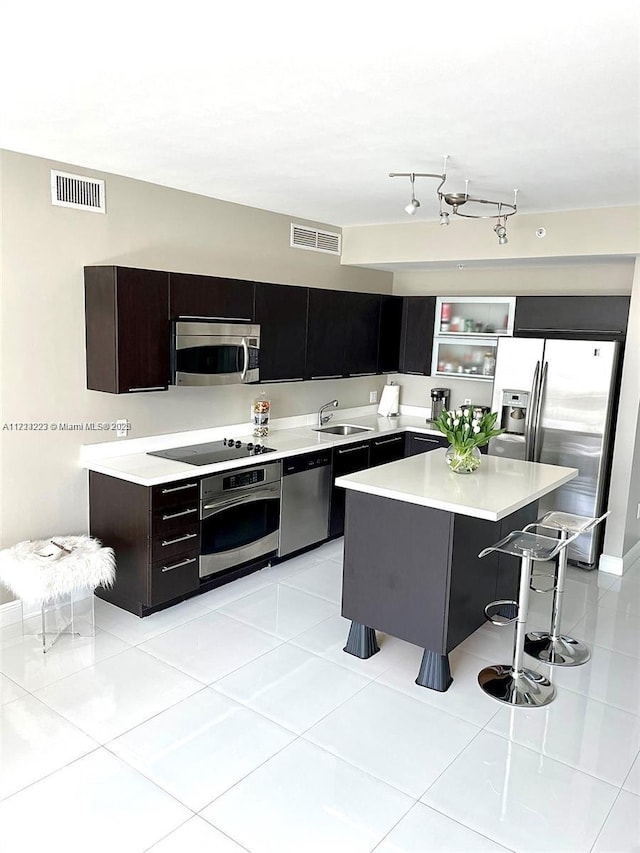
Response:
[478,551,556,707]
[524,529,591,667]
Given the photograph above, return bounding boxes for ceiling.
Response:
[1,1,639,228]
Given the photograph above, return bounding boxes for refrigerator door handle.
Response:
[525,360,541,461]
[533,361,549,462]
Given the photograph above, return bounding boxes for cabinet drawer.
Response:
[152,480,199,511]
[150,554,200,606]
[152,504,199,538]
[151,522,200,563]
[405,433,447,456]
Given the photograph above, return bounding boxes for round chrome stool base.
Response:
[524,631,591,667]
[478,664,556,707]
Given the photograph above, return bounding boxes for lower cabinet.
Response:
[369,433,406,467]
[329,441,371,538]
[405,432,448,456]
[89,472,200,616]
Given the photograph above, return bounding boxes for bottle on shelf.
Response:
[440,303,451,332]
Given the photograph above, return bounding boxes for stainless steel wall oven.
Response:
[199,461,280,578]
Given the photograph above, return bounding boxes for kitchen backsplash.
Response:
[389,374,493,413]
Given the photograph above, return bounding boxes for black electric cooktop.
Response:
[148,439,276,467]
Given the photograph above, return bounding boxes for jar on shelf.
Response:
[252,392,271,437]
[482,352,496,376]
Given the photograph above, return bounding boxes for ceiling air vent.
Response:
[290,223,341,256]
[50,170,106,213]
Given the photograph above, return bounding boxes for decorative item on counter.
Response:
[434,407,504,474]
[252,392,271,437]
[440,302,451,332]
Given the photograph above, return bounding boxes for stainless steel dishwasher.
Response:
[278,450,332,557]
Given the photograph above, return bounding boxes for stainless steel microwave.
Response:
[171,320,260,386]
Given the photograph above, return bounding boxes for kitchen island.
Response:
[335,450,577,691]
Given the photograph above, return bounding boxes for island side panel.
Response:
[342,490,454,651]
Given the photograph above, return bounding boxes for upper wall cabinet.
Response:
[344,292,381,376]
[434,296,515,337]
[169,273,255,321]
[378,295,403,373]
[305,288,348,380]
[399,296,436,376]
[254,282,308,382]
[84,266,170,393]
[514,296,631,340]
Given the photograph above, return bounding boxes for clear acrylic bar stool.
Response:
[477,529,578,707]
[523,511,609,666]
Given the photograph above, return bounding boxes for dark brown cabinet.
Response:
[254,282,308,382]
[169,273,255,321]
[514,296,630,340]
[90,473,200,616]
[378,295,403,373]
[306,288,348,380]
[369,433,406,467]
[344,292,381,377]
[405,432,448,456]
[329,441,371,538]
[400,296,437,375]
[84,266,170,393]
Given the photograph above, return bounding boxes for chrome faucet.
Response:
[318,399,339,428]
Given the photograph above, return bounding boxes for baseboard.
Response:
[599,538,640,576]
[0,599,23,628]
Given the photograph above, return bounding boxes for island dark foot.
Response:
[343,621,380,659]
[415,650,453,691]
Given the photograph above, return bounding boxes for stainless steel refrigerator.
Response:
[489,338,619,566]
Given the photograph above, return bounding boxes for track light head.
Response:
[405,198,420,215]
[439,211,450,226]
[494,222,508,244]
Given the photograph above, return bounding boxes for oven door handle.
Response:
[202,489,279,518]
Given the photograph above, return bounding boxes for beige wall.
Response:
[341,206,640,267]
[392,260,635,296]
[603,258,640,568]
[0,150,391,601]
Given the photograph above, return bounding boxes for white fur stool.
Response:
[0,535,115,652]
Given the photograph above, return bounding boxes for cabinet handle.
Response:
[349,372,375,377]
[517,327,623,334]
[179,315,252,322]
[374,436,403,446]
[311,374,342,380]
[404,371,424,376]
[413,437,439,443]
[264,377,304,383]
[128,385,166,392]
[337,445,368,454]
[161,532,197,547]
[161,507,198,520]
[161,557,197,573]
[161,483,198,494]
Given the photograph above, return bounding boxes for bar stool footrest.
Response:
[484,599,518,626]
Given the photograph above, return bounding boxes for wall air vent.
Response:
[50,170,106,213]
[290,223,341,256]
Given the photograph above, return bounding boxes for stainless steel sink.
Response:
[313,424,373,435]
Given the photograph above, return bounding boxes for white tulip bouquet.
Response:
[433,407,504,473]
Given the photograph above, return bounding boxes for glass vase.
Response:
[445,444,482,474]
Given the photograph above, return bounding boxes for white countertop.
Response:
[81,413,443,486]
[335,450,578,521]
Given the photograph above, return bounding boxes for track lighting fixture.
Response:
[389,156,518,245]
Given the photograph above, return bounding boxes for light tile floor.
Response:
[1,540,638,852]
